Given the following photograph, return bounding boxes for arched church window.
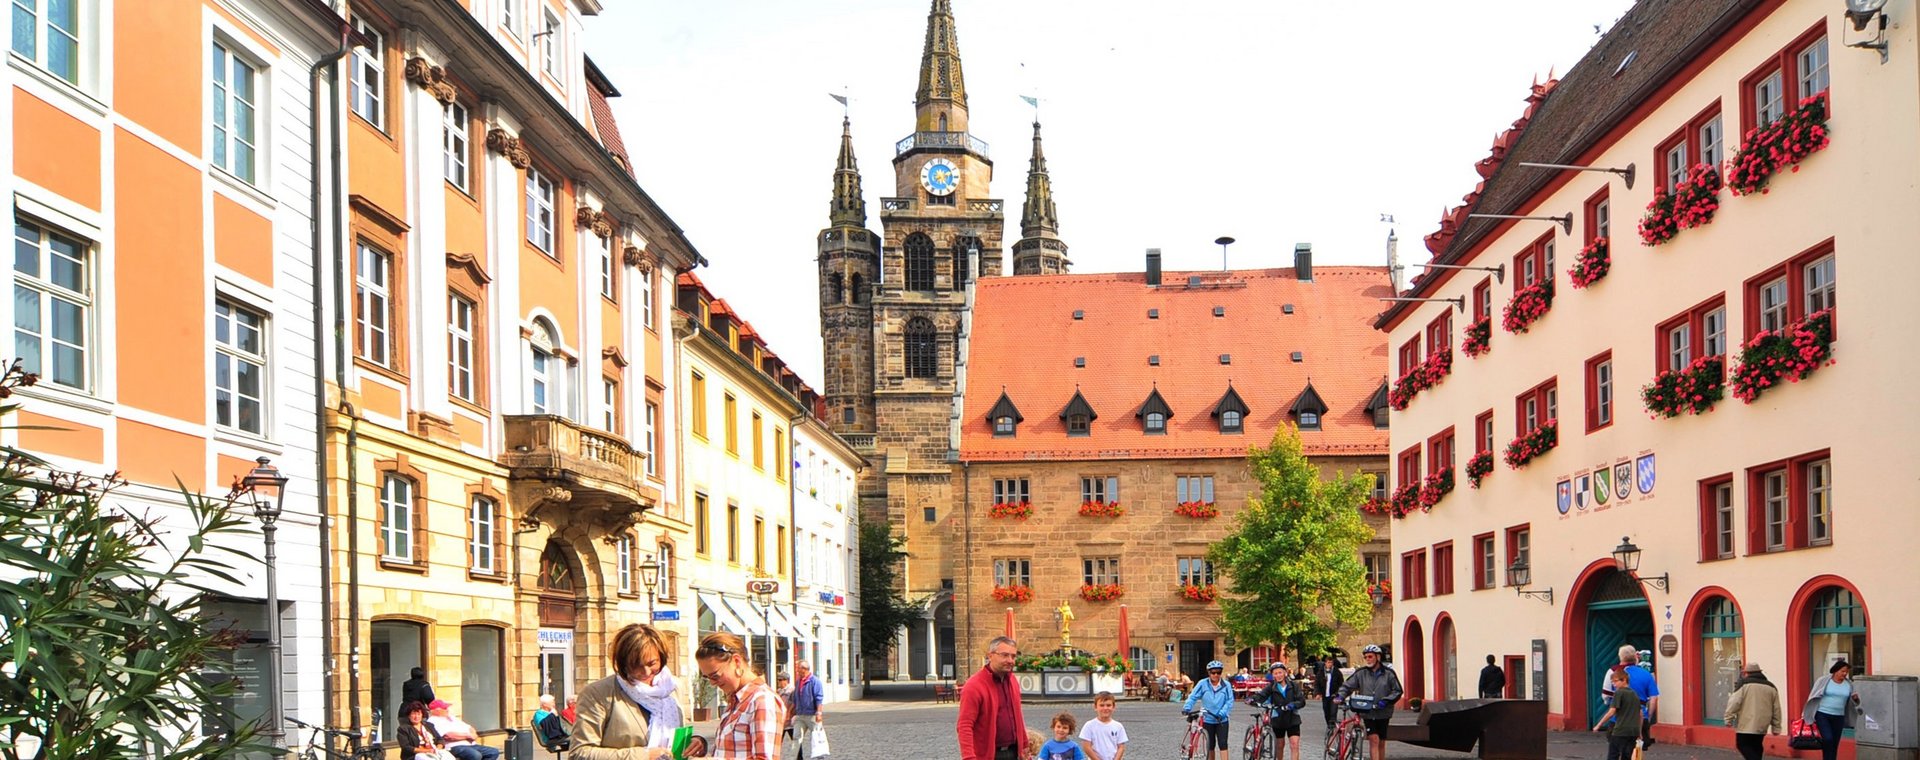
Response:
[905,317,937,379]
[851,274,866,304]
[905,234,936,292]
[830,273,845,304]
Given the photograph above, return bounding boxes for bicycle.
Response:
[1181,711,1207,760]
[1322,697,1377,760]
[286,717,380,760]
[1241,705,1278,760]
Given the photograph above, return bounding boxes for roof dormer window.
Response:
[1220,410,1243,432]
[1365,379,1391,430]
[1059,388,1097,438]
[1289,382,1330,431]
[1211,383,1250,435]
[987,390,1024,438]
[1145,412,1166,433]
[1068,414,1090,436]
[994,415,1016,435]
[1136,387,1173,436]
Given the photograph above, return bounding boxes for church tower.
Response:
[1011,119,1070,274]
[818,117,878,435]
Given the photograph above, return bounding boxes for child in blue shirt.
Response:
[1037,712,1088,760]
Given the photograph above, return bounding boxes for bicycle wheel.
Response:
[1323,726,1342,760]
[1262,726,1279,760]
[1344,725,1366,760]
[1242,722,1262,760]
[1184,724,1204,760]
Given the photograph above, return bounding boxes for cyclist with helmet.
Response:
[1338,645,1405,760]
[1250,662,1307,760]
[1182,660,1236,760]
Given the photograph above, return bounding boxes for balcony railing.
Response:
[501,415,647,506]
[896,131,990,156]
[842,433,876,453]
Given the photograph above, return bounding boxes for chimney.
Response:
[1294,243,1314,282]
[1386,230,1403,294]
[1145,248,1162,286]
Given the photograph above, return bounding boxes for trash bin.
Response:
[505,728,535,760]
[1854,675,1918,760]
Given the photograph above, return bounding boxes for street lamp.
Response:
[810,613,823,674]
[1610,536,1670,593]
[639,554,661,620]
[752,583,775,677]
[240,457,290,747]
[1506,558,1554,604]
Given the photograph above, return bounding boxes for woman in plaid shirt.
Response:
[698,632,784,760]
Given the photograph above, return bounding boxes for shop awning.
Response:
[698,592,752,636]
[767,605,805,640]
[721,595,770,637]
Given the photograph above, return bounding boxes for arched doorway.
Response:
[537,541,582,709]
[1403,617,1426,703]
[1434,614,1458,701]
[1569,566,1654,726]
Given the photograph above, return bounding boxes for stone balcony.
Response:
[501,415,652,533]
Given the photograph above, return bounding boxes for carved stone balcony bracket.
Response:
[576,207,615,240]
[404,57,457,104]
[486,127,531,169]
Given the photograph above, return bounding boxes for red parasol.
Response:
[1117,604,1131,657]
[1005,607,1016,640]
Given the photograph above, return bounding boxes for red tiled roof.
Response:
[586,82,632,174]
[961,266,1392,461]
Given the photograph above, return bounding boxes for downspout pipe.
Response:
[787,411,806,676]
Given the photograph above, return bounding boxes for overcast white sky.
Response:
[584,0,1638,385]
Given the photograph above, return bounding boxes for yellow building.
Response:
[1379,0,1913,755]
[327,0,698,746]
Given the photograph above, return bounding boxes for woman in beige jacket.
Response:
[1723,661,1783,760]
[572,624,683,760]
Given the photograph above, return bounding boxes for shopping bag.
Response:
[1789,718,1823,750]
[808,726,831,758]
[1631,740,1644,760]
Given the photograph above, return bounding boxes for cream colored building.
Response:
[1379,0,1914,754]
[792,417,864,702]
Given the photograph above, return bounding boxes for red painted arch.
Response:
[1678,586,1745,727]
[1785,575,1872,717]
[1403,615,1426,704]
[1434,612,1457,700]
[1557,558,1627,731]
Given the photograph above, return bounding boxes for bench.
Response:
[1384,698,1548,760]
[932,683,956,703]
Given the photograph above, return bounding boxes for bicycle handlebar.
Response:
[287,716,361,740]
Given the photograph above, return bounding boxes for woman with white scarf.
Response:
[619,650,686,749]
[573,623,691,759]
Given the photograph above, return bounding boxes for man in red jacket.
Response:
[958,636,1029,760]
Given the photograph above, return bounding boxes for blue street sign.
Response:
[652,610,681,622]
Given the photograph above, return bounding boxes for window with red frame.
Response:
[1426,311,1453,354]
[1584,187,1611,244]
[1654,103,1725,192]
[1585,351,1614,433]
[1698,474,1735,562]
[1428,427,1456,474]
[1398,446,1422,489]
[1656,295,1729,372]
[1401,548,1428,599]
[1475,410,1494,454]
[1472,278,1492,322]
[1746,450,1833,554]
[1743,241,1835,340]
[1432,542,1455,596]
[1505,524,1531,584]
[1472,533,1497,590]
[1513,233,1555,288]
[1515,379,1558,436]
[1741,24,1830,134]
[1398,337,1422,377]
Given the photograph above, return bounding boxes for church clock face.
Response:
[919,158,960,196]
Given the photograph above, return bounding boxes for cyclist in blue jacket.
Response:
[1183,660,1236,760]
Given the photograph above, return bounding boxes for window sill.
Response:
[8,54,107,117]
[451,395,491,419]
[351,110,394,144]
[15,382,114,416]
[379,557,428,574]
[355,356,412,388]
[467,569,509,583]
[213,427,285,455]
[210,167,277,212]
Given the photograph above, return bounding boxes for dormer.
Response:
[1289,381,1330,431]
[1365,379,1391,429]
[1135,387,1173,435]
[987,390,1024,438]
[1211,384,1250,434]
[1059,388,1097,437]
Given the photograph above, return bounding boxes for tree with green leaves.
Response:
[856,520,925,683]
[1209,425,1377,660]
[0,364,265,759]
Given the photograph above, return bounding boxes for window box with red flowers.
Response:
[1503,420,1559,470]
[1179,584,1219,602]
[1462,317,1492,358]
[1367,579,1392,605]
[1080,583,1125,602]
[1727,94,1829,196]
[1078,500,1125,518]
[1388,347,1454,410]
[1466,451,1495,489]
[1501,279,1555,334]
[1174,501,1219,519]
[1641,355,1726,418]
[991,585,1034,603]
[1360,497,1392,517]
[1731,309,1835,404]
[1418,469,1455,510]
[988,501,1034,520]
[1389,482,1422,518]
[1638,164,1723,246]
[1569,237,1610,289]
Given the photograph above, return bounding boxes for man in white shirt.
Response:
[426,700,500,760]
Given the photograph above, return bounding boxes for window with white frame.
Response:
[1803,256,1836,314]
[641,270,655,330]
[1754,71,1785,128]
[1704,306,1727,358]
[1664,141,1687,189]
[1175,475,1215,504]
[448,293,476,402]
[1594,358,1613,427]
[992,478,1030,504]
[214,299,267,435]
[1763,469,1788,551]
[349,17,384,128]
[470,494,497,573]
[1698,115,1724,168]
[355,242,393,366]
[1797,36,1829,99]
[643,401,658,476]
[11,0,81,84]
[1806,459,1831,546]
[1759,276,1789,333]
[1082,556,1121,586]
[1712,481,1735,559]
[529,321,555,414]
[601,377,618,433]
[993,558,1031,588]
[616,534,633,593]
[599,237,614,299]
[1594,198,1611,239]
[541,9,560,76]
[1667,323,1691,372]
[211,41,260,183]
[1177,556,1215,587]
[13,219,92,390]
[380,474,415,562]
[444,100,469,190]
[501,0,519,38]
[1080,476,1118,504]
[525,165,555,254]
[656,542,675,597]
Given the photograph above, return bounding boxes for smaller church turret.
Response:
[1012,120,1070,275]
[818,117,878,435]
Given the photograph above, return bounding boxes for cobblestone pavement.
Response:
[687,686,1745,760]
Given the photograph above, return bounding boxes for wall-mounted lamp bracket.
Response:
[1515,587,1555,604]
[1516,161,1637,190]
[1380,296,1465,313]
[1469,212,1574,236]
[1413,261,1507,285]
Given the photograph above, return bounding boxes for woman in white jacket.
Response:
[1801,660,1862,760]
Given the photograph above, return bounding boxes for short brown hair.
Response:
[608,624,666,680]
[1052,711,1077,733]
[697,631,748,663]
[1093,691,1116,706]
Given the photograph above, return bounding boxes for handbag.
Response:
[1789,718,1823,750]
[808,726,831,758]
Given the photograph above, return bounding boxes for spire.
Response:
[914,0,969,133]
[829,117,866,227]
[1020,121,1057,236]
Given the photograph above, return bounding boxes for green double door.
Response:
[1585,599,1654,726]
